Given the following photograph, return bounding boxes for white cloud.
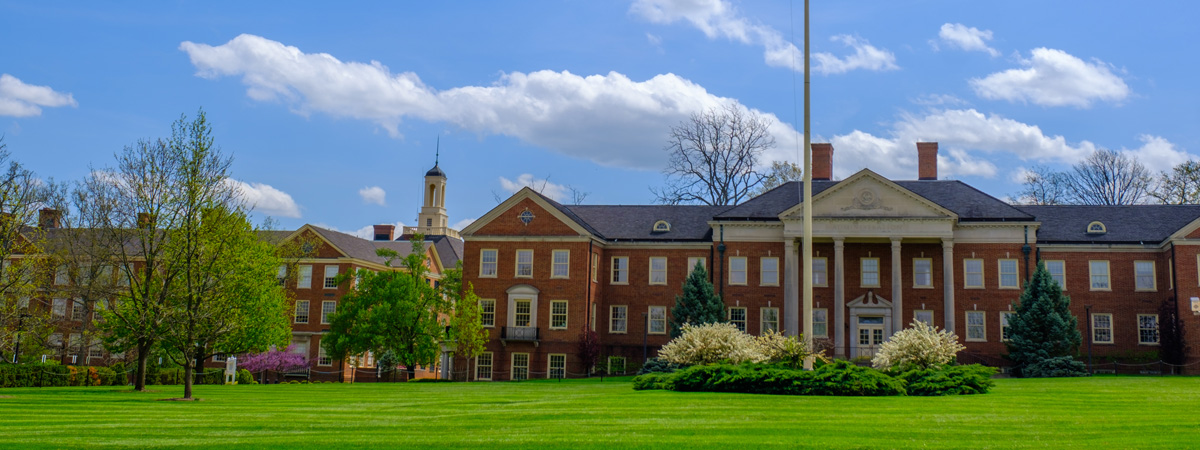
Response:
[1120,135,1191,174]
[911,93,969,107]
[935,23,999,57]
[226,179,302,218]
[358,186,386,206]
[811,35,899,75]
[451,218,476,230]
[970,48,1130,108]
[646,33,663,47]
[629,0,896,75]
[0,74,77,117]
[180,34,803,170]
[499,174,570,202]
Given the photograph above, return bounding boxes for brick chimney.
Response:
[38,208,60,229]
[812,143,833,181]
[917,142,938,180]
[373,224,396,241]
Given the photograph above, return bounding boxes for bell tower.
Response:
[407,139,459,239]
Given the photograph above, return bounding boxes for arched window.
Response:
[652,220,670,233]
[1086,221,1106,235]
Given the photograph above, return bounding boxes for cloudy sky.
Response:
[4,1,1197,236]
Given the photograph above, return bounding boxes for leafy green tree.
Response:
[669,262,724,338]
[1005,262,1085,377]
[0,140,56,363]
[1150,160,1200,204]
[323,236,449,380]
[753,161,803,196]
[442,262,486,381]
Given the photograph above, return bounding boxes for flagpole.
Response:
[801,0,814,370]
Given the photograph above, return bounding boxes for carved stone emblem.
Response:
[842,188,892,212]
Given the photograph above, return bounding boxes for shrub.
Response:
[756,331,822,369]
[1020,356,1086,378]
[806,360,908,396]
[631,372,675,391]
[896,364,997,396]
[109,362,127,386]
[408,377,454,382]
[636,358,679,375]
[658,322,765,366]
[872,320,964,372]
[236,368,255,385]
[665,361,906,396]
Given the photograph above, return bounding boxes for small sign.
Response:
[1191,297,1200,314]
[224,356,238,385]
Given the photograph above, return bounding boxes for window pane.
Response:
[999,260,1018,288]
[813,258,828,286]
[516,251,533,277]
[552,251,570,278]
[1139,315,1159,344]
[514,300,531,327]
[1046,261,1065,288]
[731,258,747,284]
[650,257,667,284]
[761,258,778,285]
[729,308,747,332]
[612,258,628,283]
[914,259,931,287]
[611,306,627,333]
[481,250,497,276]
[1135,261,1154,290]
[480,300,495,327]
[1090,261,1109,289]
[861,259,879,286]
[812,309,827,337]
[965,259,983,287]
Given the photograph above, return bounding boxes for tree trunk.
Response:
[135,341,150,391]
[182,355,194,399]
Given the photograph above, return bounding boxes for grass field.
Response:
[1,376,1199,449]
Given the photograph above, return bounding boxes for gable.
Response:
[469,194,589,237]
[781,170,955,220]
[282,226,348,259]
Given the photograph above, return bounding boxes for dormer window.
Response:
[652,220,670,233]
[1086,221,1106,235]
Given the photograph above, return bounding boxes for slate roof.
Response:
[310,226,417,266]
[565,205,729,241]
[715,180,1033,221]
[1019,205,1200,244]
[428,234,464,268]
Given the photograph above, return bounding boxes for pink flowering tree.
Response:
[240,346,310,383]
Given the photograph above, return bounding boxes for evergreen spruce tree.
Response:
[669,262,725,338]
[1005,262,1086,377]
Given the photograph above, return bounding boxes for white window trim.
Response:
[728,306,748,332]
[965,311,986,342]
[1091,313,1114,344]
[686,257,706,274]
[998,259,1019,289]
[1046,260,1066,290]
[549,300,569,330]
[294,300,309,324]
[1089,260,1111,291]
[1137,314,1160,346]
[324,265,339,289]
[479,249,499,278]
[297,265,312,289]
[551,250,570,279]
[761,307,780,335]
[912,258,933,288]
[963,259,984,289]
[320,300,336,325]
[611,257,629,285]
[648,305,667,335]
[547,353,567,379]
[860,257,881,288]
[591,253,598,282]
[1000,311,1015,342]
[476,352,493,381]
[812,257,828,287]
[649,257,668,286]
[1134,260,1157,292]
[510,352,530,381]
[914,310,934,326]
[480,299,496,328]
[760,257,780,287]
[729,257,748,286]
[609,305,628,334]
[515,249,534,279]
[317,346,332,367]
[512,299,533,328]
[811,308,827,338]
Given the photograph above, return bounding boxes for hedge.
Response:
[0,364,129,388]
[633,361,996,396]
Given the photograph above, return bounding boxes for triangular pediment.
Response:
[780,169,957,220]
[846,291,892,308]
[461,187,594,237]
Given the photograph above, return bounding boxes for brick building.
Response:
[459,142,1200,380]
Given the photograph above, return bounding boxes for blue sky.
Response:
[4,1,1198,236]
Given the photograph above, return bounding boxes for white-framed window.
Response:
[966,311,986,342]
[608,356,626,374]
[728,307,747,332]
[1138,314,1159,345]
[1089,260,1110,290]
[591,253,598,282]
[760,257,779,286]
[294,300,309,324]
[687,257,706,274]
[55,265,69,285]
[513,299,532,327]
[1000,311,1015,341]
[729,257,747,285]
[317,346,332,366]
[648,306,667,335]
[761,307,780,334]
[649,257,668,285]
[812,257,828,287]
[610,305,627,333]
[297,265,312,289]
[71,299,85,321]
[1092,313,1113,343]
[548,354,566,379]
[476,352,493,380]
[590,303,596,332]
[480,299,496,327]
[1134,261,1156,291]
[916,309,936,328]
[52,298,67,317]
[550,300,568,330]
[998,259,1019,289]
[480,249,498,277]
[1045,260,1066,289]
[515,250,533,278]
[511,353,529,381]
[551,250,570,279]
[324,265,339,289]
[88,345,104,360]
[213,353,227,363]
[276,265,287,286]
[812,308,827,338]
[321,301,336,324]
[964,259,984,288]
[913,258,932,288]
[861,258,880,287]
[611,257,628,284]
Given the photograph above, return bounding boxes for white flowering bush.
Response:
[658,322,766,365]
[755,331,825,368]
[871,320,965,372]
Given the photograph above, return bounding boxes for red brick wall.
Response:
[473,198,580,237]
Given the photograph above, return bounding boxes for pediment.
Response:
[846,291,892,308]
[780,169,956,220]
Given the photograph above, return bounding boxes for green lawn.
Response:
[1,376,1198,449]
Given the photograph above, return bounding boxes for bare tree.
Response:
[1150,160,1200,204]
[753,161,803,197]
[1012,165,1071,205]
[567,185,589,205]
[1064,149,1152,205]
[652,104,776,205]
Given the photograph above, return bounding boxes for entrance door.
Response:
[857,316,885,357]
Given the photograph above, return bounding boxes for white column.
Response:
[942,239,956,333]
[784,238,799,336]
[891,238,903,333]
[833,238,845,357]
